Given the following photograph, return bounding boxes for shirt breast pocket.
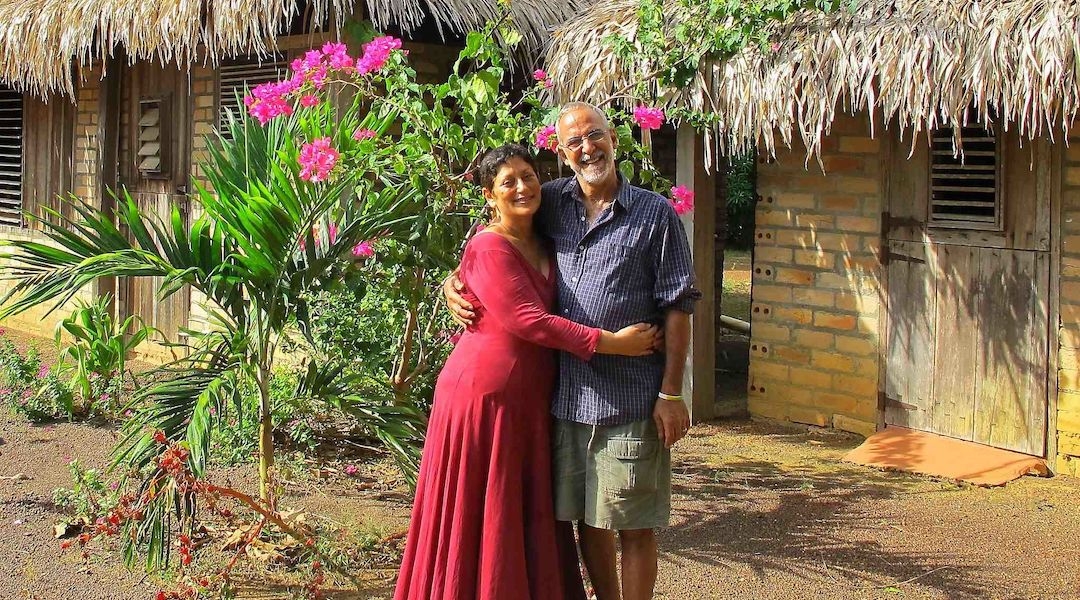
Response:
[602,243,647,285]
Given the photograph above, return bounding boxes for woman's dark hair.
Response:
[477,143,537,190]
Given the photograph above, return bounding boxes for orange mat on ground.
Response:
[843,426,1050,486]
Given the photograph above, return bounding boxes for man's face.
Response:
[556,108,619,187]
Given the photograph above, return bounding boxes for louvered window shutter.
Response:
[929,125,1001,230]
[138,98,169,177]
[218,55,290,138]
[0,87,23,227]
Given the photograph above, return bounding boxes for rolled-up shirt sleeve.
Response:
[651,205,702,314]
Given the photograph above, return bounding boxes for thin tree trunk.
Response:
[257,363,274,505]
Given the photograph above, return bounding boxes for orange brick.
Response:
[812,351,856,373]
[830,176,878,194]
[748,396,788,420]
[837,215,879,233]
[1065,144,1080,163]
[1067,167,1080,187]
[1059,410,1080,433]
[838,137,880,154]
[752,285,792,303]
[754,247,793,263]
[1058,366,1075,390]
[833,414,878,437]
[773,345,811,364]
[820,195,860,211]
[773,307,813,325]
[836,335,876,356]
[822,155,865,173]
[836,292,879,313]
[834,374,877,397]
[1059,390,1080,412]
[775,268,815,285]
[788,406,830,427]
[770,383,815,405]
[843,255,882,271]
[774,193,817,209]
[792,288,835,308]
[852,358,880,377]
[814,391,859,413]
[794,249,835,269]
[1058,433,1080,455]
[757,209,794,226]
[752,323,791,342]
[1062,282,1080,303]
[790,367,832,388]
[795,213,836,228]
[794,329,835,349]
[752,361,790,382]
[814,312,857,330]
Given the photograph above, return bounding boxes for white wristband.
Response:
[658,392,683,402]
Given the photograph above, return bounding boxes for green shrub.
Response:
[0,337,73,423]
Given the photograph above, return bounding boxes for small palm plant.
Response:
[0,39,428,510]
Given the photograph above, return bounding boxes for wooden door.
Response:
[116,63,191,343]
[882,128,1051,456]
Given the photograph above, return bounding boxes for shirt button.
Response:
[579,216,585,222]
[571,277,578,283]
[578,245,584,251]
[564,309,569,314]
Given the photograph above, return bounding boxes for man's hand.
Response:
[653,397,690,449]
[442,271,475,327]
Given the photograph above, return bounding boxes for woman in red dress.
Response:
[394,144,658,600]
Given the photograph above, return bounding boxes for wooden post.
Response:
[676,124,716,423]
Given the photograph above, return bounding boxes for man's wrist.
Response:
[658,391,683,402]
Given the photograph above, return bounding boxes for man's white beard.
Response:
[573,154,614,185]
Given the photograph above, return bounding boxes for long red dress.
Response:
[394,233,598,600]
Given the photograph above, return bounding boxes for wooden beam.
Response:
[676,124,716,423]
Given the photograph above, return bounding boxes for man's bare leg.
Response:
[578,521,620,600]
[619,528,657,600]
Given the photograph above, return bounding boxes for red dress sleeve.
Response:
[462,235,600,361]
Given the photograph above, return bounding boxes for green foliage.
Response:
[725,153,757,249]
[0,336,73,422]
[52,459,121,525]
[608,0,845,126]
[211,368,318,466]
[55,294,150,415]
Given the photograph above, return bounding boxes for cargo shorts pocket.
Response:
[601,437,659,496]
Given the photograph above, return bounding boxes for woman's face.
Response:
[483,156,541,221]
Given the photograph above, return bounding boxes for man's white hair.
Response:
[555,102,610,138]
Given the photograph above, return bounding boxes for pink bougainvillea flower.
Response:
[532,69,548,81]
[245,81,296,124]
[544,79,553,89]
[298,137,340,182]
[321,42,355,71]
[327,222,338,244]
[633,106,665,130]
[344,464,359,476]
[352,240,376,258]
[37,364,49,378]
[670,185,695,215]
[352,128,377,141]
[770,42,782,52]
[534,124,558,152]
[299,94,320,108]
[356,36,402,75]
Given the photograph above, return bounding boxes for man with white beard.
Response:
[446,101,698,600]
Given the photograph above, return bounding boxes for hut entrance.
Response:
[881,129,1051,456]
[116,62,192,344]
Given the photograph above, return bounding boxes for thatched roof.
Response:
[0,0,580,97]
[544,0,1080,158]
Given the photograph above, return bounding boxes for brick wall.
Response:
[749,113,882,438]
[1056,122,1080,476]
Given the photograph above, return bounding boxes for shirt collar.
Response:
[562,172,636,211]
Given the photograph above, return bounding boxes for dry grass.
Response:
[0,0,582,97]
[544,0,1080,162]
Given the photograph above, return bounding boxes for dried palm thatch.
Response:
[0,0,580,97]
[544,0,1080,159]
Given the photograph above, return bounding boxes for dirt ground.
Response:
[2,330,1080,600]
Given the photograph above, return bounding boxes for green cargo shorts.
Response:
[552,418,671,530]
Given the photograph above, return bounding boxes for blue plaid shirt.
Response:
[537,176,700,426]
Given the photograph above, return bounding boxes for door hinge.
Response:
[880,391,918,411]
